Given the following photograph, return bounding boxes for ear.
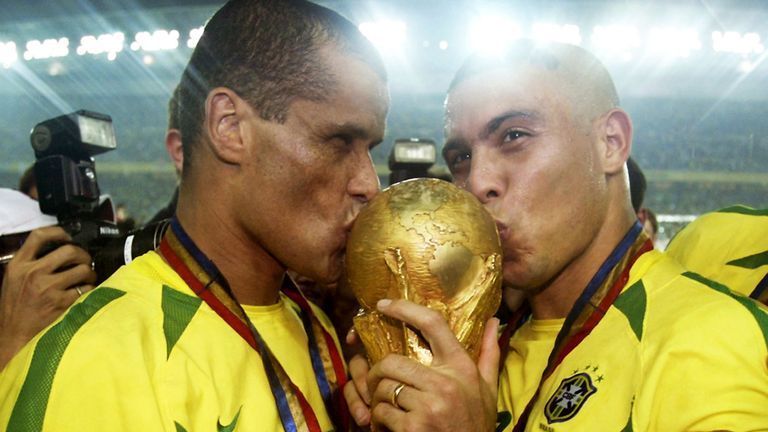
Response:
[164,128,184,175]
[599,108,633,175]
[203,87,246,165]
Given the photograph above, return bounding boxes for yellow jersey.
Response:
[0,251,342,431]
[497,250,768,431]
[666,205,768,304]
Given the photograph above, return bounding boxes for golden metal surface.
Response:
[346,178,502,365]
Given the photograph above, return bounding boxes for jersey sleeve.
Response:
[0,287,172,432]
[636,288,768,431]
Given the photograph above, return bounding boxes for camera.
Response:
[30,110,168,283]
[388,138,451,185]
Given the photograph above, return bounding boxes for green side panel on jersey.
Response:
[7,287,125,432]
[683,271,768,350]
[726,251,768,270]
[717,205,768,216]
[613,281,647,342]
[174,421,188,432]
[162,284,202,358]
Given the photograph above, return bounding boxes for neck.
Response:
[528,207,636,320]
[175,181,284,306]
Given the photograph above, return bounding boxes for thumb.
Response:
[477,317,500,389]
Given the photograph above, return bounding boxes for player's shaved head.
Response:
[448,40,619,127]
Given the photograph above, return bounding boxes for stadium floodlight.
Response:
[531,23,582,46]
[358,20,407,54]
[439,40,449,50]
[647,27,701,58]
[77,32,124,60]
[738,60,756,73]
[187,26,204,49]
[23,38,69,61]
[130,30,179,52]
[712,31,764,55]
[0,41,17,68]
[469,16,522,55]
[590,25,640,60]
[142,54,154,65]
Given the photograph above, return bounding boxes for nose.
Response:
[348,149,380,203]
[466,149,502,204]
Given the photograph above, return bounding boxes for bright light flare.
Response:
[0,41,17,68]
[469,16,522,54]
[738,60,756,73]
[531,23,582,45]
[187,26,204,48]
[591,25,640,60]
[712,31,764,55]
[647,27,701,58]
[130,29,179,52]
[359,20,407,54]
[77,32,124,60]
[23,38,69,60]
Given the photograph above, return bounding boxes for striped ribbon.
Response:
[503,222,653,432]
[158,218,349,432]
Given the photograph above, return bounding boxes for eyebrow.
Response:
[327,122,386,142]
[331,123,371,138]
[481,110,542,140]
[442,110,542,161]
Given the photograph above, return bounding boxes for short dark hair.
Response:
[448,40,619,125]
[627,156,647,213]
[449,40,560,93]
[167,84,181,131]
[178,0,386,171]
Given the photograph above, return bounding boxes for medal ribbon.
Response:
[158,218,349,432]
[506,222,653,432]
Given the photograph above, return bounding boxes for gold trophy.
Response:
[346,178,502,366]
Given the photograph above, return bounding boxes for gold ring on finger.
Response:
[391,382,406,409]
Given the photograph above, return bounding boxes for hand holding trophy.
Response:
[346,178,502,366]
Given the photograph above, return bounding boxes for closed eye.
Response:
[332,133,354,145]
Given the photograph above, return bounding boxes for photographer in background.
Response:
[0,188,96,369]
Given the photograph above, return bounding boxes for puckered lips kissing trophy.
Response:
[346,177,502,370]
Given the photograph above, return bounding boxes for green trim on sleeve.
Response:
[174,421,188,432]
[161,285,202,358]
[613,281,647,342]
[717,205,768,216]
[7,287,125,432]
[726,251,768,269]
[682,271,768,350]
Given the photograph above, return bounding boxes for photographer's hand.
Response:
[0,226,96,370]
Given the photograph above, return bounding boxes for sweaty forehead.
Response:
[444,65,567,136]
[304,49,390,131]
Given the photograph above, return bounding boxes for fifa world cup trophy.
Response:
[346,178,502,365]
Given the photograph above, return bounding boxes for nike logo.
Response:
[217,406,242,432]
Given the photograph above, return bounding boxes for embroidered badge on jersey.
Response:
[544,372,597,424]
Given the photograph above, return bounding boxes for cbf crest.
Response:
[544,372,597,423]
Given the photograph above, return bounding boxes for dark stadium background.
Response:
[1,0,766,246]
